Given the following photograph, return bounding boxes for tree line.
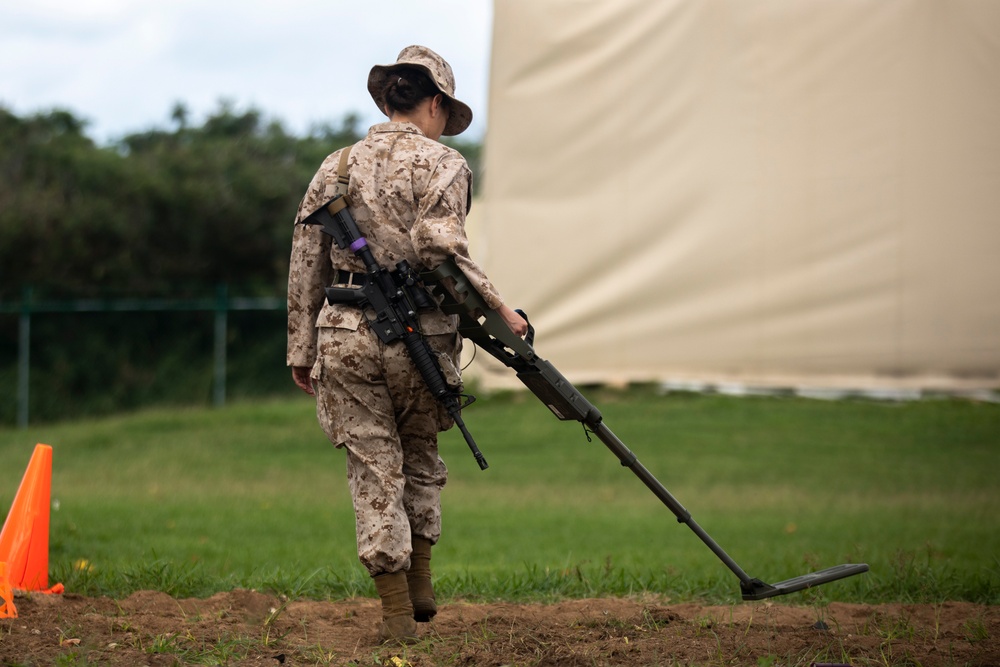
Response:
[0,103,483,300]
[0,103,484,423]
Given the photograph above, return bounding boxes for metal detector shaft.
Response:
[589,420,754,584]
[508,354,759,589]
[421,259,869,601]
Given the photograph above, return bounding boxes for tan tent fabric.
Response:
[470,0,1000,393]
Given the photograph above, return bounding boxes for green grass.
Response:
[1,387,998,604]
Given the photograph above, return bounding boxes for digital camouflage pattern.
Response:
[287,121,503,575]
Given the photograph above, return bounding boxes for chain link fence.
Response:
[1,289,290,427]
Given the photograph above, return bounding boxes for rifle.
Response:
[419,259,870,601]
[301,195,489,470]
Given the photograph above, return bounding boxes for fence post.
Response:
[213,284,228,407]
[17,287,32,428]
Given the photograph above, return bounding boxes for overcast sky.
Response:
[0,1,494,144]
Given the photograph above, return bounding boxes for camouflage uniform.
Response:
[287,121,504,576]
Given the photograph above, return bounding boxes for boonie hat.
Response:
[368,45,473,136]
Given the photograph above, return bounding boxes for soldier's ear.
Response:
[433,94,448,117]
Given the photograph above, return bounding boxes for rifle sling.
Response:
[335,144,352,197]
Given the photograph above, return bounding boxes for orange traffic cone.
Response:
[0,444,61,593]
[0,561,16,618]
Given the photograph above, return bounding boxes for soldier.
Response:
[286,45,527,644]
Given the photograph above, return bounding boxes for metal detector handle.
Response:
[516,308,535,347]
[421,260,602,424]
[420,261,538,363]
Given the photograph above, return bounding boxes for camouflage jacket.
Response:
[286,121,504,368]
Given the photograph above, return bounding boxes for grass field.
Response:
[1,387,998,605]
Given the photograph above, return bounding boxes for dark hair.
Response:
[382,66,444,115]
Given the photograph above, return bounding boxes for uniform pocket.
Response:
[316,302,363,330]
[418,310,459,336]
[311,330,348,448]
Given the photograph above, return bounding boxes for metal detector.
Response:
[422,260,869,601]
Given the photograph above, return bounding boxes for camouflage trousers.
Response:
[311,320,459,576]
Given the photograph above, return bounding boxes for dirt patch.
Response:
[2,590,997,666]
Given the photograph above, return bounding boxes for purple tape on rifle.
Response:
[350,237,368,252]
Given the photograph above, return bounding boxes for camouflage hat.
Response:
[368,45,473,136]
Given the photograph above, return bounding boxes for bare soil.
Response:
[2,590,997,666]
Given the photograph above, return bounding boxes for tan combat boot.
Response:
[407,536,437,622]
[373,571,418,644]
